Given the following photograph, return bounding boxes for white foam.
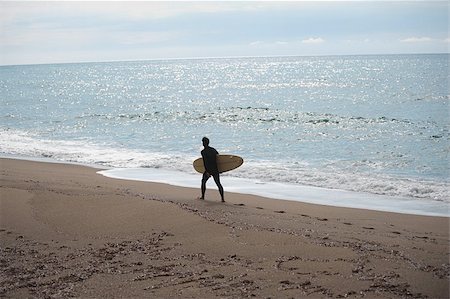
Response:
[2,128,448,207]
[0,128,195,170]
[98,168,449,217]
[234,161,450,203]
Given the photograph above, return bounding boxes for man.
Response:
[199,137,224,202]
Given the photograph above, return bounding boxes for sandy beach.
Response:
[0,158,448,298]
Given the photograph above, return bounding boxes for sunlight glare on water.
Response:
[1,54,449,211]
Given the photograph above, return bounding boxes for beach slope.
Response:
[0,158,448,298]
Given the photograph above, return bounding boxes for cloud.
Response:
[249,41,263,46]
[111,31,183,46]
[248,40,290,47]
[1,22,182,50]
[400,37,433,43]
[1,1,448,65]
[0,1,286,24]
[301,37,325,44]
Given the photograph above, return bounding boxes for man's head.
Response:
[202,137,210,147]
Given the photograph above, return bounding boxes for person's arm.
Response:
[201,151,207,173]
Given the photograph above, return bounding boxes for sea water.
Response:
[1,54,448,216]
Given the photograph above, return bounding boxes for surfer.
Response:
[199,137,225,202]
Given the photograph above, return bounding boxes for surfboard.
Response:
[193,154,243,174]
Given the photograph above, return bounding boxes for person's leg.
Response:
[212,173,224,202]
[200,172,210,199]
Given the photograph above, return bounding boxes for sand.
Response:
[0,158,448,298]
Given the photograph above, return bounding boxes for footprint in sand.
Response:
[316,217,328,221]
[363,226,375,230]
[234,203,245,206]
[274,210,286,214]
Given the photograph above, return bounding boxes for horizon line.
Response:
[1,52,448,67]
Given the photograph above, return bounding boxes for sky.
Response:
[0,1,448,65]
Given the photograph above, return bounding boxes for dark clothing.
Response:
[201,171,224,201]
[200,145,224,201]
[201,146,219,175]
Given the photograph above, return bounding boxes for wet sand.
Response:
[1,158,448,298]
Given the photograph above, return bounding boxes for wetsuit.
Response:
[200,146,224,201]
[201,146,219,175]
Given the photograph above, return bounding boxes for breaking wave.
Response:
[1,128,448,204]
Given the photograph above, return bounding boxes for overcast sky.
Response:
[1,1,448,65]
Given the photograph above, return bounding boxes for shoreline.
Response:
[1,158,448,298]
[2,154,448,217]
[99,167,449,218]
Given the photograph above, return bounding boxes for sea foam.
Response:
[98,168,449,217]
[1,127,449,211]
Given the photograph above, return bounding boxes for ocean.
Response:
[1,54,449,216]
